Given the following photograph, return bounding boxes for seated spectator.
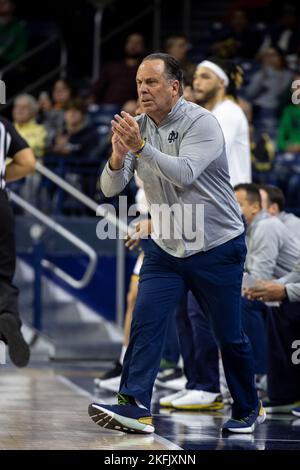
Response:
[164,36,196,85]
[210,9,263,60]
[13,94,47,158]
[260,4,300,62]
[37,91,52,117]
[274,81,300,209]
[39,79,76,148]
[12,94,47,207]
[91,33,145,107]
[246,46,293,136]
[277,100,300,153]
[0,0,28,67]
[52,97,99,159]
[45,98,101,212]
[239,98,275,184]
[52,78,75,110]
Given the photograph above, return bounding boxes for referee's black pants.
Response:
[0,189,20,324]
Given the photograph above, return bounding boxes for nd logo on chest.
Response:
[168,130,178,143]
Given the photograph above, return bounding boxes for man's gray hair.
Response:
[142,52,184,96]
[14,93,39,113]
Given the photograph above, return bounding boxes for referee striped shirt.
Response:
[0,116,29,189]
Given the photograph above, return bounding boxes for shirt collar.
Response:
[247,210,270,235]
[146,96,186,128]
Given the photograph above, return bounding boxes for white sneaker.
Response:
[94,375,121,393]
[264,400,300,414]
[172,389,224,410]
[292,407,300,417]
[159,389,188,407]
[155,375,187,391]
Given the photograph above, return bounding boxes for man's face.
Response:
[136,59,179,121]
[167,38,188,62]
[259,188,280,216]
[193,66,222,105]
[235,189,259,225]
[53,80,71,105]
[13,97,35,124]
[262,48,282,69]
[125,34,145,58]
[64,109,84,128]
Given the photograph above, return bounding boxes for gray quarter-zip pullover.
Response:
[245,210,300,280]
[278,211,300,240]
[100,97,244,257]
[277,258,300,302]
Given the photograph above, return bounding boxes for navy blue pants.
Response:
[241,298,269,375]
[162,308,181,366]
[177,292,220,392]
[267,302,300,404]
[120,234,258,416]
[177,294,269,395]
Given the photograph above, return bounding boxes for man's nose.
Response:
[139,82,149,93]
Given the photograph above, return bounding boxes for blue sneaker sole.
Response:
[88,404,154,434]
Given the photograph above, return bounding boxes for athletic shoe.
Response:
[88,393,154,434]
[94,361,122,391]
[256,374,268,394]
[159,389,188,407]
[263,399,300,414]
[94,375,121,393]
[156,366,183,382]
[172,390,224,411]
[0,313,30,367]
[292,419,300,427]
[94,361,122,382]
[156,371,187,391]
[292,406,300,417]
[222,401,266,434]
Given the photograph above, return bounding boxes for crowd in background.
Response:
[2,0,300,215]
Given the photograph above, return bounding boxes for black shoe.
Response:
[156,367,183,383]
[94,361,123,389]
[101,361,123,380]
[0,313,30,367]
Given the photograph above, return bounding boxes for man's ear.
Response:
[252,201,261,214]
[172,80,180,96]
[218,77,225,91]
[269,203,279,216]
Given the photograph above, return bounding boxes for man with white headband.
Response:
[193,59,251,187]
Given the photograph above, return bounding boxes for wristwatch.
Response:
[133,139,146,158]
